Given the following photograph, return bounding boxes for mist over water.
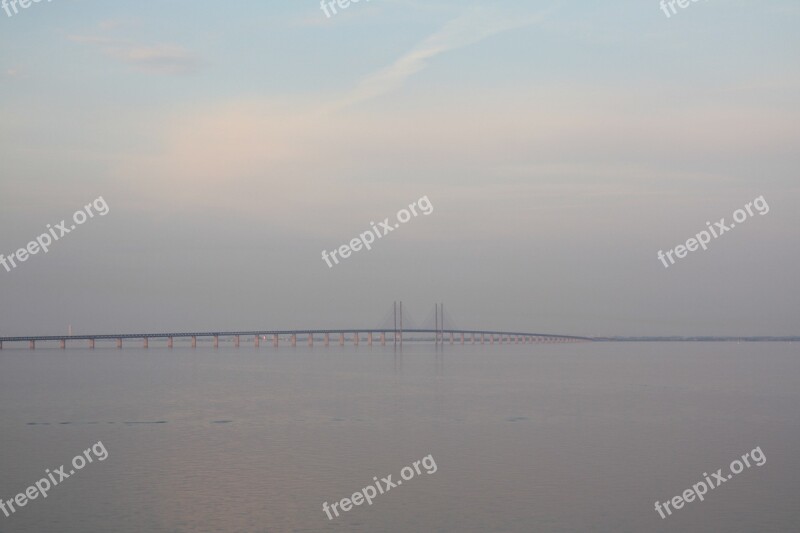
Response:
[1,343,797,532]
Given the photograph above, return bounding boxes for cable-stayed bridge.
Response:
[0,302,592,349]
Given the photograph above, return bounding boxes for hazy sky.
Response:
[1,0,798,337]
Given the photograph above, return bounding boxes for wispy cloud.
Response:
[105,44,198,74]
[333,7,547,109]
[67,35,118,45]
[68,35,198,75]
[98,19,129,31]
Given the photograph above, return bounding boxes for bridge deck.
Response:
[0,329,591,343]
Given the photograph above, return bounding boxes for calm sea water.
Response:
[0,342,798,532]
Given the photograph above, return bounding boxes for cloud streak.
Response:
[68,35,198,75]
[333,7,547,109]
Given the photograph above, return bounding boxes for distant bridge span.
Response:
[0,329,592,349]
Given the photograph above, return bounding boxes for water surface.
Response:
[1,342,798,532]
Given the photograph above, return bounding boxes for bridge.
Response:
[0,329,592,349]
[0,302,593,349]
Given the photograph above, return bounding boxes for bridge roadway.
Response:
[0,329,592,349]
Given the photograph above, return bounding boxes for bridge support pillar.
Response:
[308,333,313,346]
[255,335,260,348]
[291,334,297,347]
[339,333,345,346]
[380,332,385,345]
[273,334,279,347]
[89,339,95,349]
[368,332,373,346]
[143,337,149,349]
[353,333,359,345]
[191,336,197,348]
[324,333,329,346]
[168,337,173,348]
[460,332,464,344]
[117,338,122,349]
[30,340,35,349]
[234,335,239,348]
[213,335,219,349]
[480,333,484,344]
[0,340,3,349]
[60,339,65,349]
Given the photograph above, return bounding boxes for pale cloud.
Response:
[67,35,119,45]
[105,45,198,74]
[98,19,131,31]
[333,7,547,109]
[68,35,198,75]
